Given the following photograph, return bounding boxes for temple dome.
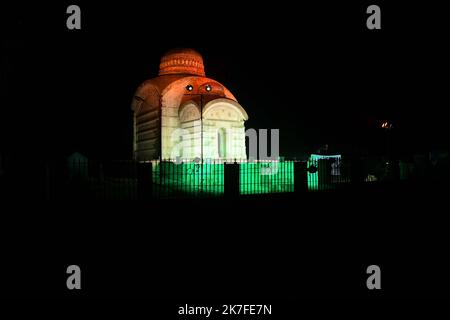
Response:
[158,48,205,76]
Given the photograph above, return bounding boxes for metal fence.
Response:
[59,159,138,200]
[240,161,295,195]
[46,156,391,200]
[151,160,295,198]
[152,160,224,198]
[307,157,351,191]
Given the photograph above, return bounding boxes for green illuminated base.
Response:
[151,161,294,197]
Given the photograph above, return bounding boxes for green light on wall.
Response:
[152,161,224,196]
[151,160,295,197]
[239,161,294,195]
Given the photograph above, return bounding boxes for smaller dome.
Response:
[159,48,205,76]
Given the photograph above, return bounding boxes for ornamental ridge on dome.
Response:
[158,48,206,77]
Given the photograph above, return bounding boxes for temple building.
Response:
[131,49,249,161]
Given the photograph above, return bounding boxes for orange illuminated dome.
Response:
[158,48,206,76]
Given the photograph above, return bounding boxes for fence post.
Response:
[137,161,153,200]
[391,159,400,181]
[319,159,333,190]
[351,158,364,186]
[294,161,308,193]
[224,162,239,197]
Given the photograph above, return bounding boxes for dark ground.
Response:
[2,180,449,300]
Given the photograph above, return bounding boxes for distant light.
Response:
[205,84,212,92]
[381,121,393,130]
[186,84,193,91]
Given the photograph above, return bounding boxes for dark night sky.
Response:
[1,1,449,160]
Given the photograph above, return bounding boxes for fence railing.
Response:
[307,158,351,191]
[64,160,138,200]
[152,160,224,198]
[240,161,295,195]
[35,156,408,200]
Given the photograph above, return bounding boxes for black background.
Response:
[1,0,450,306]
[2,1,449,159]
